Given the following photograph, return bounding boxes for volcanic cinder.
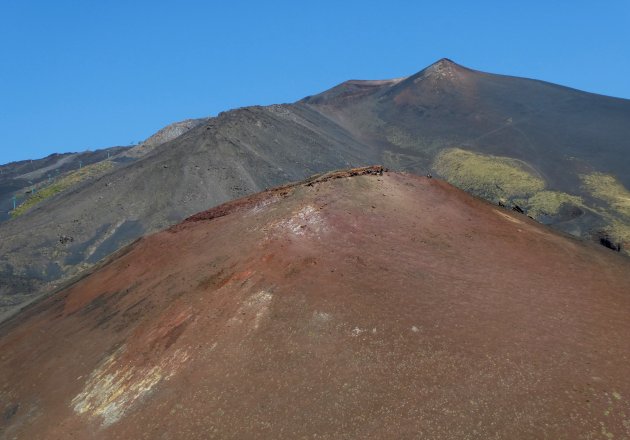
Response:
[1,168,629,439]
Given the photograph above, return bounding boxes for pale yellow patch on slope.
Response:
[72,346,190,426]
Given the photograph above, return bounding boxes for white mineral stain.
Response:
[267,205,328,238]
[312,311,332,323]
[351,327,366,337]
[247,194,282,216]
[229,290,273,330]
[248,290,273,329]
[72,346,189,426]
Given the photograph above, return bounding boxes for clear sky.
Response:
[1,0,629,164]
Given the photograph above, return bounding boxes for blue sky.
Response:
[1,0,629,164]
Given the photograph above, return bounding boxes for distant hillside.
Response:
[0,147,128,222]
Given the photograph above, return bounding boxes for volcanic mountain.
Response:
[2,58,630,318]
[1,169,629,439]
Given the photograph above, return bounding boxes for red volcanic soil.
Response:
[1,168,630,439]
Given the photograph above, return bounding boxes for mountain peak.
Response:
[420,57,466,80]
[433,57,457,66]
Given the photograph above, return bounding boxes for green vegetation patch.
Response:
[432,151,630,252]
[581,172,630,247]
[433,148,545,202]
[607,220,630,244]
[11,160,114,217]
[520,191,584,218]
[581,172,630,218]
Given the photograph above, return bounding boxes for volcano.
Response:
[2,58,630,323]
[1,169,629,439]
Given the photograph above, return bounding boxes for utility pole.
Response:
[79,160,82,169]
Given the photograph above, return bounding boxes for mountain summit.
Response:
[413,57,469,79]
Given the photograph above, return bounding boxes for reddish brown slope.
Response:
[1,168,630,439]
